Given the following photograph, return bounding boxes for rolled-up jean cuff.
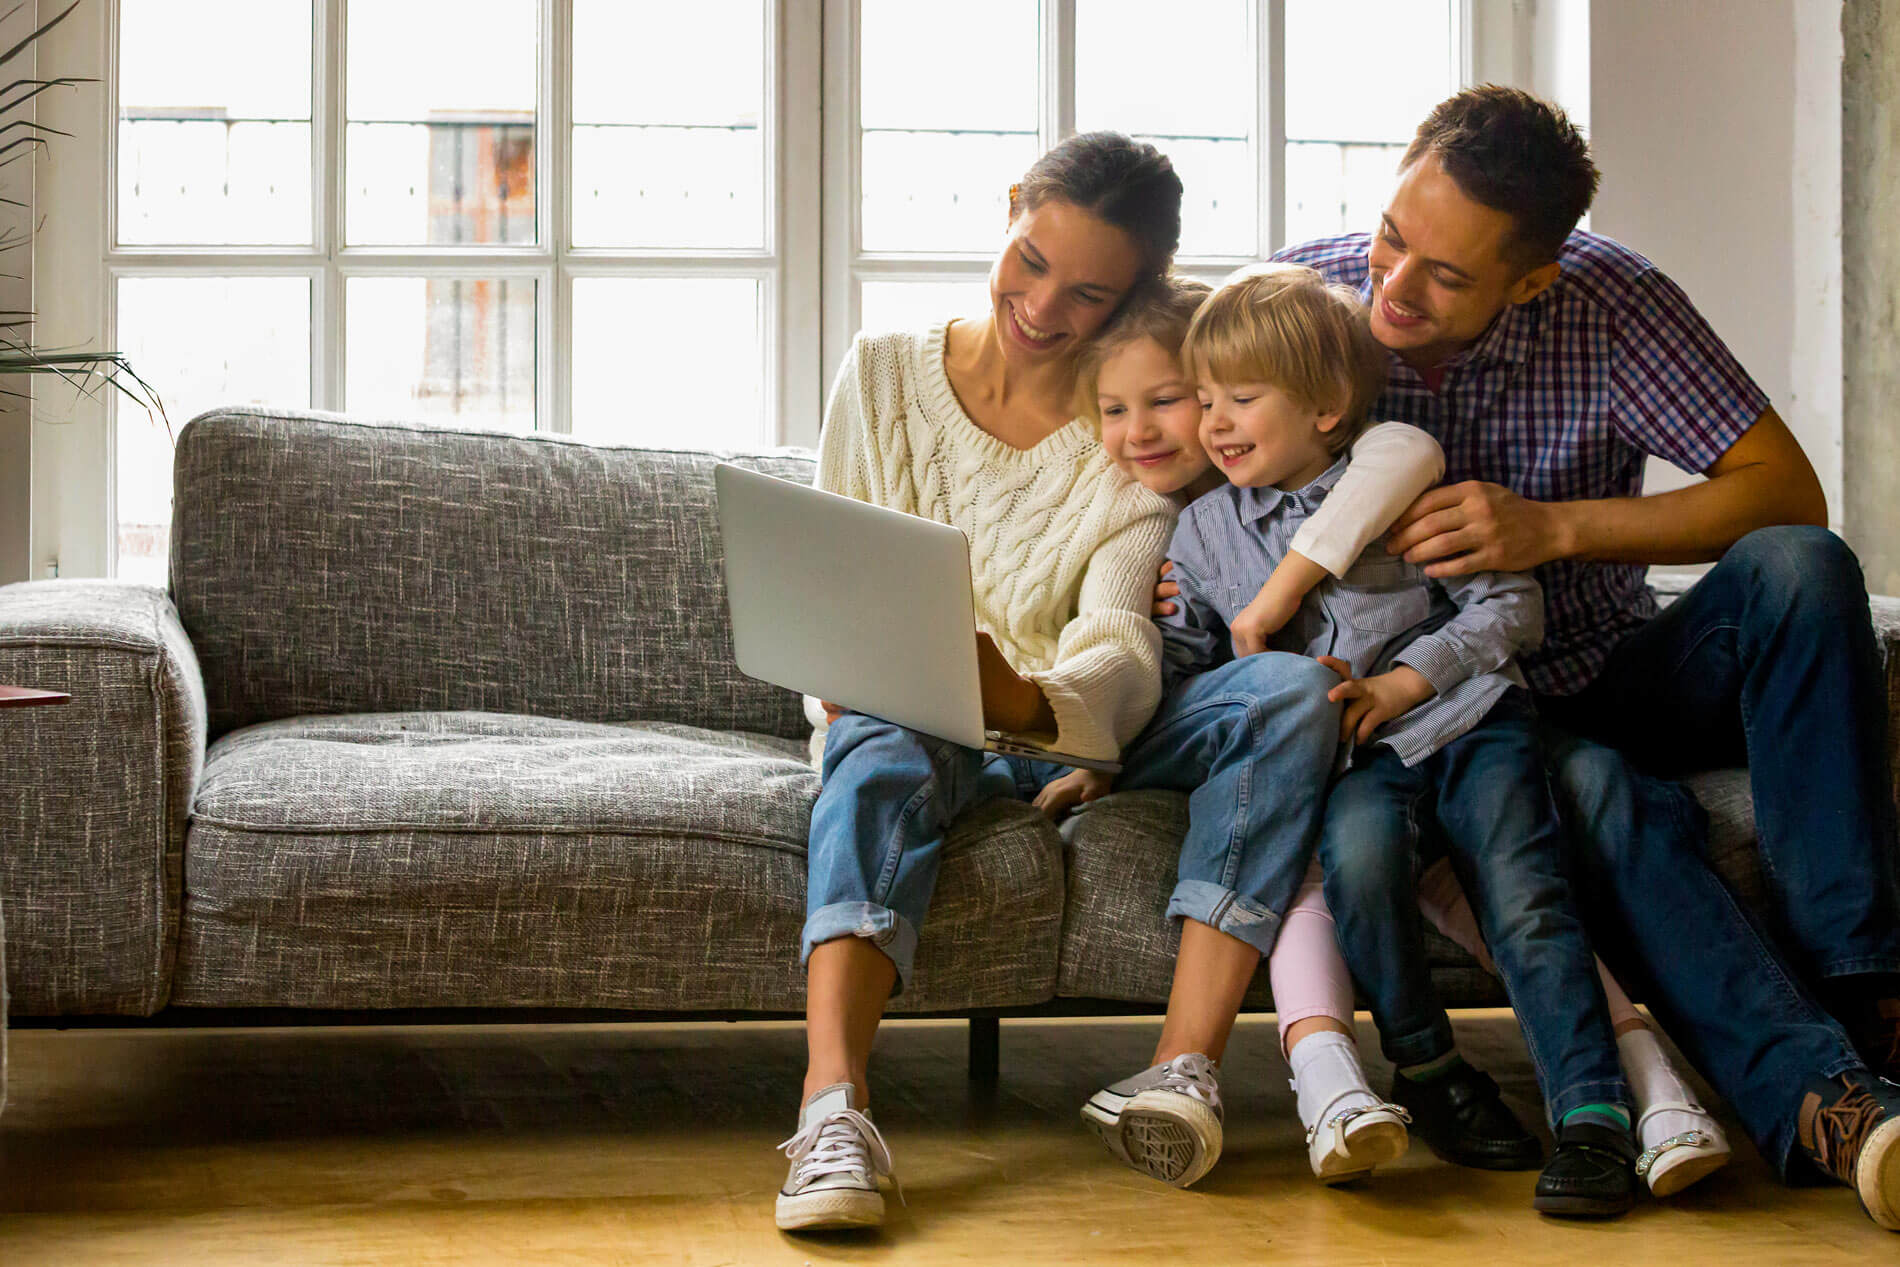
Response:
[802,901,921,995]
[1546,1079,1633,1131]
[1382,1020,1457,1069]
[1167,880,1282,958]
[1817,955,1900,979]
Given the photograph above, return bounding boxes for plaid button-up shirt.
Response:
[1274,230,1769,696]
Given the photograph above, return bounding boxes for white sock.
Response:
[1617,1026,1722,1146]
[1289,1030,1382,1131]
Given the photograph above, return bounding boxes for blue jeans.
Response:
[1112,653,1345,957]
[1317,691,1628,1127]
[1538,526,1900,984]
[1540,723,1866,1179]
[803,711,1062,992]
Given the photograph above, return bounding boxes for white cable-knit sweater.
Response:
[803,323,1177,765]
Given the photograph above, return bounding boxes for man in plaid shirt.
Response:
[1264,86,1900,1225]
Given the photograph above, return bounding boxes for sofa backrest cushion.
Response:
[170,408,816,741]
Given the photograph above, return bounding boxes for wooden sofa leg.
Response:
[968,1016,1000,1084]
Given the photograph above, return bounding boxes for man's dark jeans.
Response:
[1539,726,1864,1179]
[1318,691,1629,1128]
[1532,525,1898,1177]
[1538,524,1900,986]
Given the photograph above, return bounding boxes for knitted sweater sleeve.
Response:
[1022,503,1175,761]
[812,338,879,504]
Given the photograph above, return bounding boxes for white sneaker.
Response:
[1305,1095,1412,1185]
[775,1083,895,1232]
[1081,1053,1224,1187]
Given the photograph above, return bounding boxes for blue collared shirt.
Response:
[1158,455,1544,766]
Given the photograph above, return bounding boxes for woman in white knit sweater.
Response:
[776,135,1433,1233]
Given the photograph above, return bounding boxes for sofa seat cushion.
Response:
[1055,769,1764,1007]
[173,711,1066,1013]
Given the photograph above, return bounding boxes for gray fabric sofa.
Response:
[4,409,1898,1088]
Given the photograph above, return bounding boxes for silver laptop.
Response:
[714,463,1120,773]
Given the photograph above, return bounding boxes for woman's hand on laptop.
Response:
[976,632,1057,736]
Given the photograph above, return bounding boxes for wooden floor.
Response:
[0,1011,1891,1265]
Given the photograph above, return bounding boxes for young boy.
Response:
[1155,264,1638,1216]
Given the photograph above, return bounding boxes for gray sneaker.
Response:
[775,1083,895,1232]
[1081,1053,1224,1187]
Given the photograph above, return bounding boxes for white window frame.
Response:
[819,0,1473,401]
[34,0,1511,579]
[33,0,821,578]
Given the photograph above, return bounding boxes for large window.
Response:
[85,0,1462,581]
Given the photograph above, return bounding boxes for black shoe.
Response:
[1391,1063,1542,1171]
[1533,1120,1636,1218]
[1795,1071,1900,1230]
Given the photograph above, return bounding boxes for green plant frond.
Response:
[0,76,95,117]
[0,1,82,73]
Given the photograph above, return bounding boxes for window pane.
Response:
[859,0,1038,252]
[117,1,312,245]
[1285,141,1404,242]
[346,277,537,432]
[572,1,765,248]
[115,277,312,583]
[1077,0,1254,257]
[347,1,538,245]
[1285,0,1454,143]
[570,279,762,449]
[859,280,991,339]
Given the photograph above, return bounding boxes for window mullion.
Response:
[1261,0,1287,257]
[545,0,568,433]
[318,0,346,411]
[1042,0,1074,150]
[780,0,824,447]
[820,0,858,393]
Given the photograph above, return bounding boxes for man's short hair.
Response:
[1402,84,1599,272]
[1182,264,1387,458]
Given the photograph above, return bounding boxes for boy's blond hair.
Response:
[1073,274,1212,427]
[1181,263,1387,456]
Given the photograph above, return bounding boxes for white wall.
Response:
[1584,0,1842,526]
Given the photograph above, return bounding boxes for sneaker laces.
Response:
[1157,1053,1222,1112]
[1808,1083,1884,1182]
[779,1108,902,1201]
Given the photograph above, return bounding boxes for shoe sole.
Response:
[1858,1113,1900,1231]
[1412,1132,1543,1171]
[1533,1191,1634,1219]
[776,1187,885,1232]
[1645,1143,1731,1198]
[1082,1091,1221,1188]
[1312,1113,1410,1186]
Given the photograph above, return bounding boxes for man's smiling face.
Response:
[1366,154,1554,370]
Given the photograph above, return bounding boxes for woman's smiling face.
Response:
[989,198,1144,367]
[1096,336,1211,495]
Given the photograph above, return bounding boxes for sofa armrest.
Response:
[0,581,206,1015]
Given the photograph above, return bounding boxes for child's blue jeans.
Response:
[1317,689,1630,1127]
[802,651,1344,990]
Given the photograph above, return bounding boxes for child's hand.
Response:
[1327,666,1436,744]
[819,701,845,724]
[1153,560,1180,617]
[1033,768,1115,817]
[1230,589,1300,657]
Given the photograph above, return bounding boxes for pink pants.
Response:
[1269,859,1641,1056]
